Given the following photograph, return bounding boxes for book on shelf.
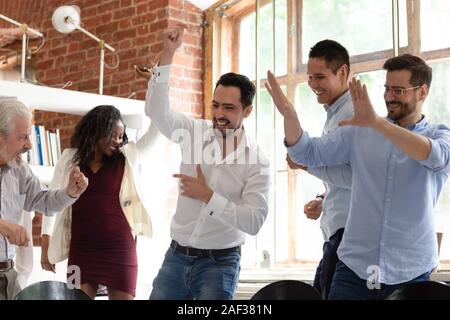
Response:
[27,125,61,167]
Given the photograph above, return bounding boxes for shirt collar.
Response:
[386,114,428,130]
[323,89,351,115]
[207,125,256,163]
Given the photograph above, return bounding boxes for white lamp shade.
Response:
[51,5,81,34]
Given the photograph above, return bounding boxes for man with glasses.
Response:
[267,54,450,299]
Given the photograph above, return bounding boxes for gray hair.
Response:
[0,99,32,136]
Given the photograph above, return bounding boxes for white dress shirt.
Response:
[145,65,271,249]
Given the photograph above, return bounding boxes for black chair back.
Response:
[386,281,450,300]
[251,280,321,300]
[15,281,91,300]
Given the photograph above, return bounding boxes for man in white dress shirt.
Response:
[144,25,271,300]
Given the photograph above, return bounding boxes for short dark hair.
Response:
[383,54,432,89]
[215,73,256,108]
[71,105,128,166]
[309,39,350,75]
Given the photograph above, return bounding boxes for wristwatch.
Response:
[316,194,325,200]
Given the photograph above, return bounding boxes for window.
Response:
[208,0,450,269]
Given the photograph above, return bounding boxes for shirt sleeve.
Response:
[287,126,353,167]
[307,164,352,190]
[418,124,450,173]
[144,64,196,144]
[204,162,272,236]
[22,164,77,216]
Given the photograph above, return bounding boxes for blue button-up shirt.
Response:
[308,90,353,241]
[288,116,450,284]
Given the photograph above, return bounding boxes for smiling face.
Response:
[96,120,125,157]
[307,57,349,106]
[0,116,32,167]
[384,69,427,127]
[212,85,253,137]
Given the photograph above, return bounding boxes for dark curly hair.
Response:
[71,105,128,166]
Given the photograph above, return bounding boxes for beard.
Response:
[213,117,236,138]
[386,100,416,122]
[5,148,29,169]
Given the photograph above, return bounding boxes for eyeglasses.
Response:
[383,85,422,97]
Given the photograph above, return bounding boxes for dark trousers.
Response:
[313,228,344,300]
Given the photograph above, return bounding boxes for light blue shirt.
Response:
[308,90,353,241]
[288,116,450,284]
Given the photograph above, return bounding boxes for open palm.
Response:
[339,78,379,128]
[265,71,296,116]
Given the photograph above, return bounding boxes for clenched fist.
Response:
[0,219,29,246]
[66,166,88,198]
[303,198,323,220]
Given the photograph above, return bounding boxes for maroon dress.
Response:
[68,154,138,296]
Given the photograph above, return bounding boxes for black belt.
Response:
[0,259,14,273]
[171,240,240,257]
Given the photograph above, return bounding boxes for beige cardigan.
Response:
[41,123,163,264]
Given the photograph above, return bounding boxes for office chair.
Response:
[386,281,450,300]
[251,280,321,300]
[15,280,91,300]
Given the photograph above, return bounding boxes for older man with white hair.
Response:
[0,99,89,300]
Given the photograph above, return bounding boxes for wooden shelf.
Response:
[0,79,150,183]
[0,80,149,128]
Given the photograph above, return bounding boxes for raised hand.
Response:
[173,165,213,203]
[303,198,323,220]
[265,71,296,117]
[339,77,380,128]
[159,23,188,65]
[266,70,302,146]
[66,166,88,198]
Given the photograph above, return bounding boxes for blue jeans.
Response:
[328,261,432,300]
[149,245,241,300]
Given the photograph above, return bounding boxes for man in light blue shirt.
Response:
[287,40,352,299]
[266,54,450,299]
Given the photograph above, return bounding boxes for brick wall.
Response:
[1,0,205,245]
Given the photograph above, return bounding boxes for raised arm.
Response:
[341,78,432,161]
[144,24,196,142]
[265,71,302,146]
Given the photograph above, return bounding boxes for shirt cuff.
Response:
[419,137,445,169]
[41,217,55,236]
[60,189,78,206]
[154,65,171,83]
[204,192,228,220]
[286,132,309,162]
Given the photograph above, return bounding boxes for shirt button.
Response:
[384,219,388,224]
[388,176,392,180]
[386,198,391,202]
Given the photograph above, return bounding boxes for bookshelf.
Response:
[0,80,149,184]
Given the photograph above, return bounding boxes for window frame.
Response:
[204,0,450,267]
